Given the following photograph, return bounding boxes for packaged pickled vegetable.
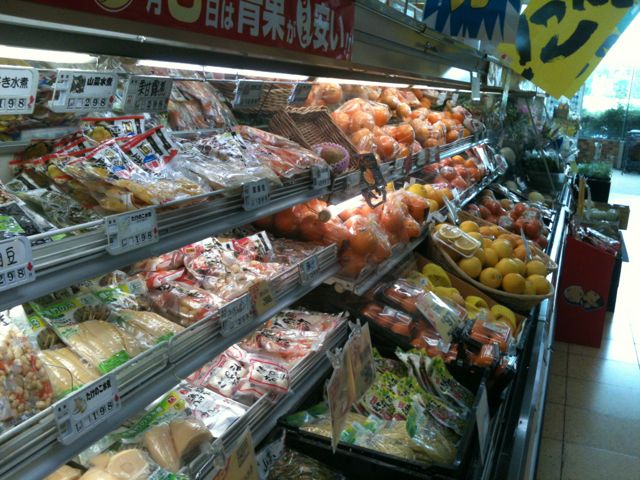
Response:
[82,115,146,140]
[426,356,473,409]
[267,448,345,480]
[39,347,100,398]
[406,404,457,464]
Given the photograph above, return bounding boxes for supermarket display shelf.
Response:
[196,322,350,479]
[326,169,501,296]
[0,172,337,312]
[0,245,340,480]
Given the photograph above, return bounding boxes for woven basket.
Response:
[269,107,361,170]
[425,229,554,313]
[457,211,557,271]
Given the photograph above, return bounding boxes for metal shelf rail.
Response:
[0,244,340,480]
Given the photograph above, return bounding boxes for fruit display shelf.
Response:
[326,168,501,296]
[0,245,339,480]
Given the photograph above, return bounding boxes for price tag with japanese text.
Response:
[0,66,38,115]
[106,208,159,255]
[220,294,254,336]
[299,254,319,285]
[123,75,172,113]
[250,281,276,316]
[49,70,117,113]
[0,236,35,292]
[242,179,270,210]
[213,429,258,480]
[288,82,312,106]
[415,149,427,167]
[233,80,262,109]
[311,164,331,189]
[54,374,120,445]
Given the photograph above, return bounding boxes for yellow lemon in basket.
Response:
[474,248,486,265]
[502,273,526,294]
[479,267,502,289]
[479,226,494,237]
[483,248,499,267]
[526,260,547,277]
[468,231,483,242]
[492,239,513,259]
[482,238,493,249]
[512,258,526,276]
[496,258,519,277]
[458,256,482,279]
[524,279,536,295]
[460,220,480,233]
[528,274,552,295]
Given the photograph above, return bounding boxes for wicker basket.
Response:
[425,229,554,313]
[269,107,361,170]
[457,211,557,271]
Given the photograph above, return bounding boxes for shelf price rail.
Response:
[0,244,339,480]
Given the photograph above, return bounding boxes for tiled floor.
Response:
[537,171,640,480]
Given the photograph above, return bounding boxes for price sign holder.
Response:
[250,281,276,316]
[220,294,254,336]
[0,236,35,292]
[123,75,172,113]
[106,207,159,255]
[54,374,120,445]
[394,158,405,177]
[0,66,38,115]
[299,254,319,285]
[415,149,427,168]
[442,196,460,225]
[233,80,262,109]
[476,383,490,465]
[214,429,258,480]
[311,164,331,189]
[242,180,270,211]
[288,83,312,106]
[49,69,117,113]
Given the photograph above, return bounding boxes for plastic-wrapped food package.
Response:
[360,303,413,339]
[406,404,457,465]
[184,132,281,189]
[147,281,224,326]
[272,309,343,333]
[167,81,236,131]
[467,319,512,353]
[0,184,60,241]
[241,328,325,363]
[110,309,184,347]
[176,384,247,438]
[382,280,426,314]
[0,324,53,429]
[82,115,147,141]
[267,448,345,480]
[305,83,343,107]
[40,347,100,399]
[234,125,328,178]
[426,356,473,410]
[130,250,185,273]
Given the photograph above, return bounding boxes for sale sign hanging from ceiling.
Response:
[26,0,355,61]
[498,0,640,99]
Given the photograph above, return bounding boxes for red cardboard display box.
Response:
[555,235,616,347]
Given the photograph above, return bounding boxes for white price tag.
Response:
[394,158,405,176]
[220,294,254,336]
[106,207,159,255]
[288,83,312,106]
[451,93,459,105]
[0,236,35,292]
[0,66,38,114]
[233,80,262,109]
[476,384,490,465]
[415,149,427,167]
[242,179,270,210]
[54,374,120,445]
[437,91,447,104]
[49,70,117,113]
[311,164,331,189]
[299,255,319,284]
[123,75,172,113]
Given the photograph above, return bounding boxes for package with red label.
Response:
[82,115,147,142]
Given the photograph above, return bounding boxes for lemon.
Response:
[460,220,480,233]
[479,267,502,289]
[421,264,451,287]
[492,239,513,259]
[524,279,536,295]
[465,295,489,310]
[496,258,519,277]
[483,248,499,267]
[528,274,552,295]
[512,258,526,276]
[458,256,482,278]
[526,260,547,277]
[502,273,526,294]
[468,231,483,242]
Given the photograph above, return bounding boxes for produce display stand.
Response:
[0,2,573,480]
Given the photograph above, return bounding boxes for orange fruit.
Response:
[492,239,513,259]
[479,226,494,237]
[468,232,483,242]
[502,273,526,294]
[479,267,502,289]
[513,244,527,261]
[446,130,459,143]
[458,256,483,279]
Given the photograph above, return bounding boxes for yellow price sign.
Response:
[499,0,640,98]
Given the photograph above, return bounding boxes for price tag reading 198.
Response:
[106,207,159,255]
[0,236,35,292]
[0,66,38,115]
[54,374,120,445]
[49,69,117,113]
[220,294,254,336]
